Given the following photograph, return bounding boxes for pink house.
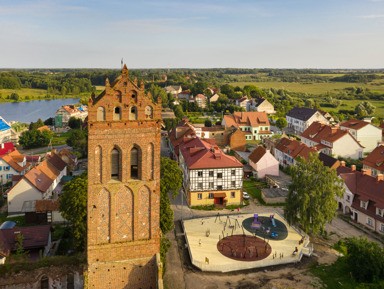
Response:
[248,146,279,179]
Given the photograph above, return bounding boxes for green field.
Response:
[231,81,384,94]
[0,88,86,103]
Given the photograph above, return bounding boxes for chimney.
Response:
[377,174,384,182]
[351,165,356,171]
[340,161,345,167]
[362,169,371,176]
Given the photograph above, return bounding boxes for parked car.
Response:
[243,191,250,199]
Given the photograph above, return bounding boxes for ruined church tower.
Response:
[87,65,161,288]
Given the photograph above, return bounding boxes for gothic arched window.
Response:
[111,148,120,180]
[129,106,137,120]
[130,147,138,179]
[97,107,105,121]
[113,107,121,120]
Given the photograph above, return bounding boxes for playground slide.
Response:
[271,218,276,227]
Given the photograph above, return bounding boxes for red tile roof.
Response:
[195,94,205,98]
[26,155,41,163]
[1,150,30,172]
[37,160,60,181]
[0,142,15,156]
[301,122,363,148]
[223,112,270,128]
[37,125,51,132]
[60,105,80,115]
[361,145,384,173]
[180,137,243,169]
[339,170,384,221]
[340,119,370,130]
[275,138,317,161]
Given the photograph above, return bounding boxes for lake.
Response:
[0,98,80,123]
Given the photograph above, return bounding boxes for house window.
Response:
[361,201,367,209]
[217,173,222,178]
[111,148,120,180]
[231,170,236,176]
[130,147,139,179]
[346,195,350,201]
[217,185,223,190]
[378,208,382,216]
[208,193,214,199]
[209,182,214,189]
[232,181,236,187]
[197,193,202,200]
[381,224,384,233]
[197,171,203,177]
[209,171,214,177]
[367,217,374,227]
[198,183,203,189]
[231,192,235,198]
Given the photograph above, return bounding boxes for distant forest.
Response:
[0,68,383,93]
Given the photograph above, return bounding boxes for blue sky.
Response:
[0,0,383,68]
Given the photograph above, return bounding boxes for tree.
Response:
[355,101,376,116]
[10,92,20,101]
[59,171,87,251]
[29,118,45,130]
[19,129,51,149]
[276,118,287,130]
[284,153,345,234]
[66,129,87,151]
[160,157,182,234]
[68,117,82,129]
[173,105,184,119]
[204,119,212,127]
[344,236,384,282]
[13,233,29,261]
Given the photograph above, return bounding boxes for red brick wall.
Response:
[229,129,246,151]
[87,66,161,289]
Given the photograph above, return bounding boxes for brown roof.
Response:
[340,119,370,130]
[24,167,52,192]
[319,152,340,169]
[275,138,317,161]
[1,150,30,172]
[60,105,80,115]
[45,152,67,172]
[361,145,384,173]
[248,146,266,164]
[223,112,270,128]
[35,199,60,212]
[0,225,51,256]
[37,160,60,181]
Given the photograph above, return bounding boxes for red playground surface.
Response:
[217,235,272,262]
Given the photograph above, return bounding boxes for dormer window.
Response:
[361,201,367,209]
[377,208,382,216]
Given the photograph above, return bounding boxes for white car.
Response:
[243,192,250,199]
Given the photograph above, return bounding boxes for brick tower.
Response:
[87,65,161,288]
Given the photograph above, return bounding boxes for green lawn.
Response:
[0,88,86,103]
[51,130,72,146]
[321,99,384,118]
[0,213,26,227]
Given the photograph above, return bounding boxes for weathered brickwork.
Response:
[87,66,161,289]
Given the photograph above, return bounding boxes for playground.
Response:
[182,212,312,272]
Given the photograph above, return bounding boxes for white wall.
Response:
[8,179,42,214]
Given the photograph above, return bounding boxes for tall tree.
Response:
[276,118,287,130]
[59,171,87,251]
[285,153,345,233]
[355,101,376,116]
[160,157,182,234]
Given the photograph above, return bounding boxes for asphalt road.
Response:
[18,144,71,155]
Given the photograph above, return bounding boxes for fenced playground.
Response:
[182,212,313,272]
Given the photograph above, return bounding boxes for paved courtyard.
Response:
[182,212,311,272]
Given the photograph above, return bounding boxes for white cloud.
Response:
[359,14,384,18]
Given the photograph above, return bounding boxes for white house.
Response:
[0,149,30,185]
[274,138,317,167]
[361,145,384,176]
[286,107,329,134]
[0,117,18,144]
[6,151,67,215]
[340,119,382,153]
[248,146,279,179]
[235,97,250,110]
[301,122,364,160]
[209,93,220,103]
